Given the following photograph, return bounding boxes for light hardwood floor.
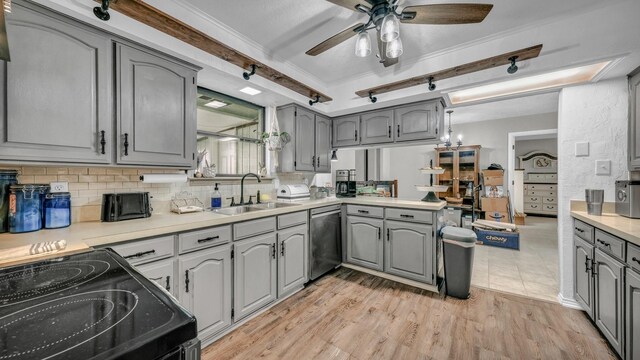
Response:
[202,268,615,360]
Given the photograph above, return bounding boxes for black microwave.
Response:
[101,192,152,222]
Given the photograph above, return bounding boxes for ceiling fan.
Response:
[306,0,493,67]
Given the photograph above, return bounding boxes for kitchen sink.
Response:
[252,202,302,209]
[212,202,301,216]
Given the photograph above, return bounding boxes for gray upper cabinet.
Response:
[234,233,277,321]
[629,68,640,170]
[361,110,394,145]
[394,101,441,142]
[346,216,384,271]
[0,5,112,164]
[574,236,594,319]
[333,115,360,148]
[178,244,232,340]
[626,268,640,360]
[277,224,307,298]
[136,258,176,297]
[116,43,197,167]
[594,248,624,357]
[384,220,433,284]
[295,107,316,172]
[315,115,332,173]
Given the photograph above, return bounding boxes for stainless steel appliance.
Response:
[309,205,342,280]
[616,181,640,218]
[101,192,152,222]
[277,184,311,200]
[335,169,356,198]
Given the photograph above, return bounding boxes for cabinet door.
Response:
[626,268,640,360]
[574,236,594,319]
[0,5,112,164]
[384,220,433,283]
[594,249,624,357]
[178,245,232,339]
[136,258,176,297]
[295,107,316,171]
[116,43,196,167]
[394,102,440,142]
[315,115,331,173]
[278,225,307,298]
[346,216,384,271]
[333,115,360,147]
[361,110,394,145]
[234,233,277,321]
[630,70,640,169]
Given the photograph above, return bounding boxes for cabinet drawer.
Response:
[111,235,175,265]
[595,229,625,261]
[277,211,307,229]
[524,203,542,211]
[346,205,384,218]
[628,243,640,273]
[542,204,557,212]
[545,173,557,181]
[179,225,231,254]
[525,184,556,191]
[526,190,555,197]
[525,196,542,203]
[542,197,557,204]
[385,208,432,224]
[528,174,546,182]
[573,219,594,243]
[234,217,276,240]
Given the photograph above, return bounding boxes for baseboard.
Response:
[557,292,583,309]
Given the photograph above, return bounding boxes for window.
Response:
[196,87,265,176]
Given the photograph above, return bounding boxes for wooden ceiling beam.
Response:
[99,0,332,103]
[355,44,543,97]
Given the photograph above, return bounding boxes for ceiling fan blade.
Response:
[401,4,493,25]
[376,35,398,67]
[306,23,365,56]
[326,0,371,12]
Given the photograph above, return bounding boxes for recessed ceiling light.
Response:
[204,100,228,108]
[239,86,262,96]
[447,61,611,105]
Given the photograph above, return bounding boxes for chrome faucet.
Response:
[239,173,261,205]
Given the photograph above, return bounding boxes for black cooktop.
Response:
[0,249,197,360]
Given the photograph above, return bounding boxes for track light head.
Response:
[368,92,377,103]
[309,95,320,106]
[93,0,110,21]
[427,77,436,91]
[507,56,518,74]
[243,64,257,80]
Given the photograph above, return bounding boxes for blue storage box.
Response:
[475,228,520,250]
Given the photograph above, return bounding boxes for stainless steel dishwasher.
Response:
[309,205,342,280]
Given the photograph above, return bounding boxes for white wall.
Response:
[557,78,630,306]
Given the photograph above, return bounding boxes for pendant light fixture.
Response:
[355,31,371,57]
[442,110,463,150]
[386,37,403,59]
[380,13,400,43]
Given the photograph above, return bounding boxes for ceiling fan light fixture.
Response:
[386,37,403,59]
[380,13,400,43]
[355,31,371,58]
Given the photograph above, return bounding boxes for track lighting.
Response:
[309,95,320,106]
[507,56,518,74]
[93,0,110,21]
[428,77,436,91]
[243,64,256,80]
[368,92,377,103]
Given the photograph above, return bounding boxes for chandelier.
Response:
[441,110,462,150]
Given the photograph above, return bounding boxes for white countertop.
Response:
[0,197,446,266]
[571,210,640,246]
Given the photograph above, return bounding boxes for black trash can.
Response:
[441,226,477,299]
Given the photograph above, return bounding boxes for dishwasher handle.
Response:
[311,210,341,219]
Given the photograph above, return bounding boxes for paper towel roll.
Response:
[140,173,188,184]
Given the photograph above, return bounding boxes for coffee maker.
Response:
[336,169,357,198]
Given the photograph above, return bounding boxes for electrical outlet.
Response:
[50,181,69,192]
[575,142,589,157]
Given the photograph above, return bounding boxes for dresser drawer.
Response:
[277,211,307,229]
[528,173,546,182]
[524,203,543,211]
[594,229,625,261]
[111,235,175,265]
[628,243,640,273]
[179,225,231,254]
[234,217,276,240]
[524,184,556,191]
[542,204,557,212]
[542,197,557,204]
[346,205,384,218]
[525,196,542,203]
[385,208,432,224]
[526,190,555,197]
[573,219,594,243]
[545,173,557,182]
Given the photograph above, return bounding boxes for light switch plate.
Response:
[575,142,589,157]
[595,160,611,175]
[50,181,69,192]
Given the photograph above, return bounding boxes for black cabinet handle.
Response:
[387,228,390,241]
[185,270,190,293]
[100,130,106,155]
[378,227,381,239]
[388,125,391,138]
[632,257,640,265]
[280,243,285,256]
[397,124,400,137]
[585,256,591,272]
[165,276,171,292]
[574,227,585,233]
[400,214,414,219]
[357,209,369,214]
[355,129,358,141]
[596,239,610,247]
[272,243,276,259]
[123,133,129,156]
[123,249,155,260]
[198,235,220,244]
[317,156,320,168]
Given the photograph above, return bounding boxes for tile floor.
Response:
[471,216,559,302]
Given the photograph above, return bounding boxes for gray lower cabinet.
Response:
[136,258,176,297]
[574,236,595,319]
[361,109,394,145]
[315,115,332,173]
[277,224,308,298]
[626,268,640,360]
[594,248,624,357]
[178,244,232,340]
[346,216,384,271]
[116,43,197,167]
[384,220,433,284]
[394,102,441,142]
[234,233,277,321]
[629,67,640,170]
[333,115,360,148]
[0,4,113,164]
